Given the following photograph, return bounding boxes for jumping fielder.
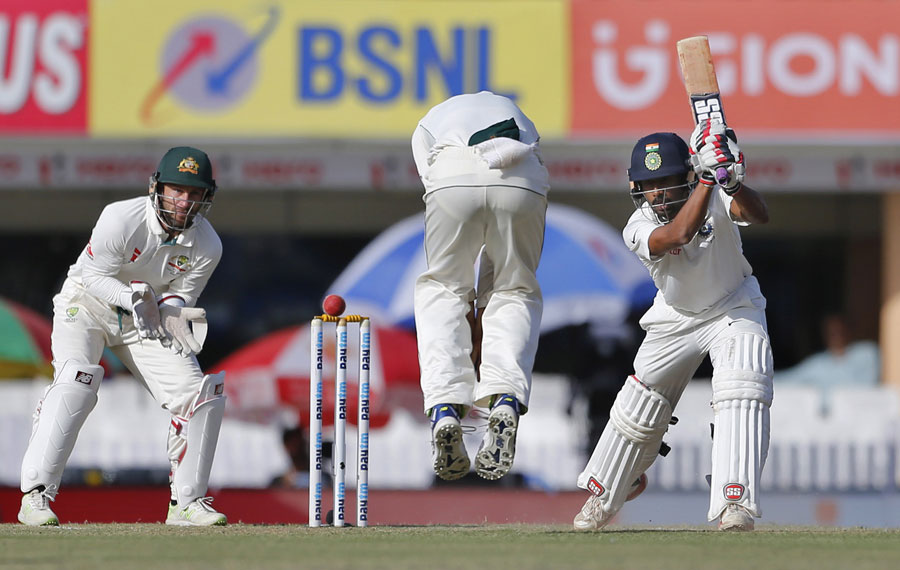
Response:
[412,91,549,481]
[18,147,227,526]
[574,122,773,531]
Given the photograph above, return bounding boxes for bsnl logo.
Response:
[153,15,515,116]
[300,26,517,102]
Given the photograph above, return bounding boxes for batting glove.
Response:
[689,120,745,194]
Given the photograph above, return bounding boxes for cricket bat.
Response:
[676,35,730,185]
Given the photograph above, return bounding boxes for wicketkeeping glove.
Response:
[160,305,207,357]
[689,120,745,194]
[130,282,165,340]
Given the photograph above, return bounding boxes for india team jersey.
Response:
[624,188,753,314]
[65,196,222,310]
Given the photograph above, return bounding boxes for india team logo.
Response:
[724,483,745,501]
[644,151,662,171]
[139,7,279,125]
[587,477,606,497]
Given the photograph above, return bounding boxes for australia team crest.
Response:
[166,254,192,275]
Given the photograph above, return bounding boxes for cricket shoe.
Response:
[718,504,754,531]
[573,474,646,531]
[475,394,519,480]
[18,488,59,526]
[573,495,613,530]
[431,404,470,480]
[166,497,227,526]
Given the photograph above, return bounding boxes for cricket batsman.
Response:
[574,122,773,531]
[18,147,227,526]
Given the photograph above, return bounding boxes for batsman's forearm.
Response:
[648,183,714,255]
[732,184,769,225]
[671,183,714,241]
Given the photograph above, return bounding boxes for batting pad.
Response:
[21,361,103,497]
[577,376,672,516]
[173,372,226,506]
[708,331,773,520]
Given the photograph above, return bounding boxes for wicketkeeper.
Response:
[18,147,227,526]
[574,122,773,531]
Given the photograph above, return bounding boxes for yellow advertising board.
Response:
[90,0,567,138]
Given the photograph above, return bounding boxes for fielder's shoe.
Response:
[475,394,519,480]
[431,404,470,480]
[718,504,754,531]
[18,488,59,526]
[166,497,227,526]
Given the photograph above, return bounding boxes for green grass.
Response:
[2,524,899,570]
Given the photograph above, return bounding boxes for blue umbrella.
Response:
[327,204,655,334]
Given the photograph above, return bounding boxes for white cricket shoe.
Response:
[573,495,613,530]
[166,497,227,526]
[431,404,470,480]
[475,394,519,480]
[18,489,59,526]
[573,474,646,531]
[718,504,755,531]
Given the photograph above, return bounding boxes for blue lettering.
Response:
[356,27,402,102]
[300,27,344,100]
[476,27,516,100]
[297,25,515,103]
[415,27,464,101]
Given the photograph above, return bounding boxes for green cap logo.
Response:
[156,146,216,190]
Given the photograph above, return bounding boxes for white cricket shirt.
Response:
[624,188,754,315]
[411,91,550,196]
[65,196,222,311]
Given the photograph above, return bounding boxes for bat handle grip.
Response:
[715,166,730,185]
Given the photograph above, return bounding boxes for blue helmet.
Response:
[628,133,694,224]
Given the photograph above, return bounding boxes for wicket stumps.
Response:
[309,314,370,528]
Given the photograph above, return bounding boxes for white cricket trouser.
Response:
[632,287,769,405]
[631,282,773,519]
[416,185,547,413]
[35,281,205,469]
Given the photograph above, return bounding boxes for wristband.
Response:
[723,181,743,196]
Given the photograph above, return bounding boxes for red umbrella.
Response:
[0,297,120,379]
[209,322,421,429]
[0,298,53,378]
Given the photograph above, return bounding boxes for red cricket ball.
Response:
[322,294,346,317]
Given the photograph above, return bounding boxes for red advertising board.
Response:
[0,0,88,134]
[571,0,900,137]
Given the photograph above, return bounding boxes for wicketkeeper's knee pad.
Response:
[577,375,672,515]
[171,372,226,506]
[709,331,773,520]
[21,361,103,497]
